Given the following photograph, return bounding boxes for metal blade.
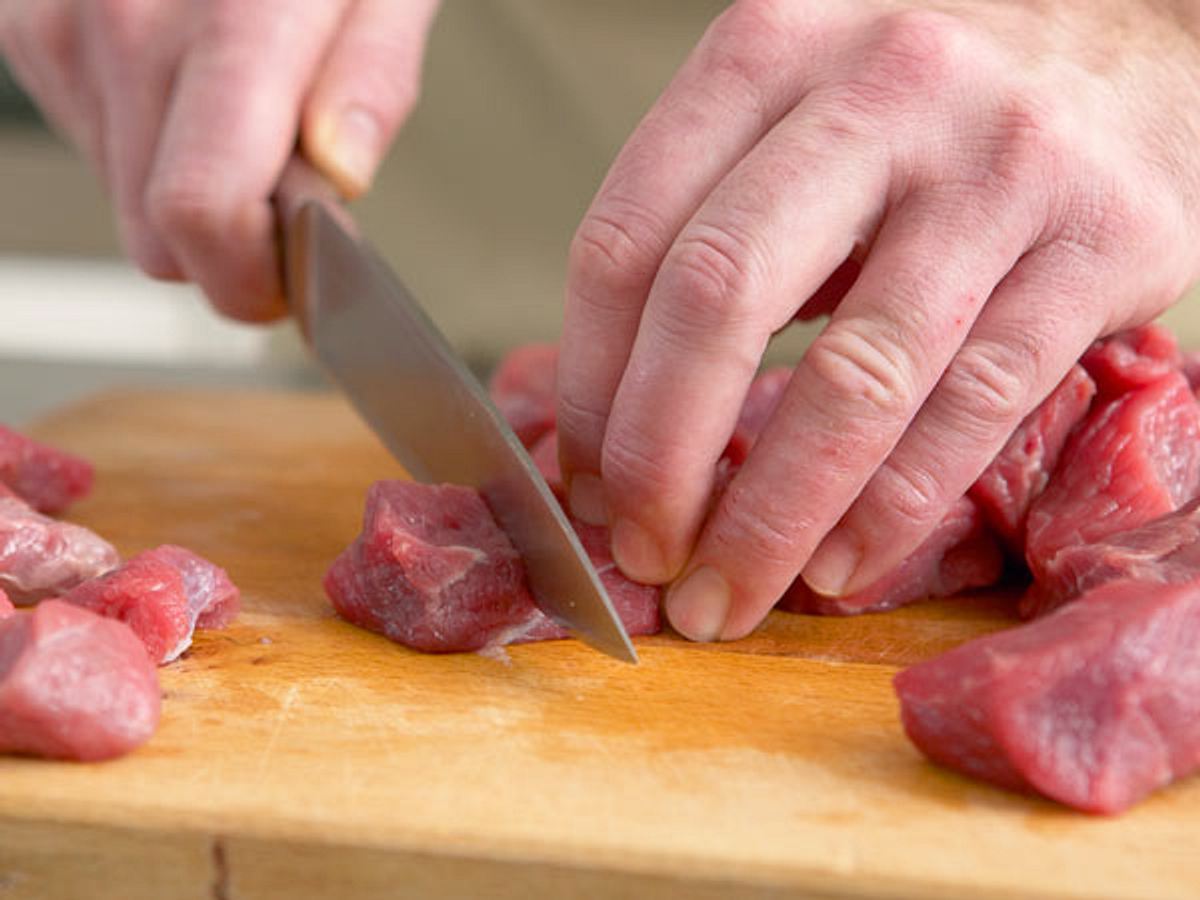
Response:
[284,200,637,664]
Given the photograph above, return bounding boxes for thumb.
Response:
[302,0,440,198]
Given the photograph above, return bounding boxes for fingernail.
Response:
[665,566,730,643]
[568,473,606,525]
[314,106,382,197]
[611,518,668,583]
[802,529,862,597]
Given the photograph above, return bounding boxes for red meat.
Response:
[0,600,160,761]
[325,481,660,653]
[779,497,1003,616]
[0,425,94,514]
[0,589,12,619]
[62,545,240,664]
[895,577,1200,814]
[0,494,119,603]
[1081,324,1182,401]
[969,365,1096,552]
[489,344,559,447]
[1024,372,1200,600]
[529,429,563,499]
[722,367,792,469]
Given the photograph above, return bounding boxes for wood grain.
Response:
[1,389,1196,899]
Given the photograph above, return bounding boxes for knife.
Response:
[275,158,638,664]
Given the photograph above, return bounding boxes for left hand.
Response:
[554,0,1200,641]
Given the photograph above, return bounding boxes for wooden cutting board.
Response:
[1,389,1196,900]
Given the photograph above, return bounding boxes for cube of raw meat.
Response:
[0,600,160,761]
[529,429,563,499]
[1021,495,1200,617]
[722,367,792,468]
[62,545,241,664]
[1081,324,1181,401]
[0,588,12,619]
[325,481,660,653]
[778,497,1003,616]
[969,365,1095,552]
[0,425,94,514]
[489,344,559,448]
[1024,372,1200,598]
[895,577,1200,814]
[326,481,565,652]
[572,519,660,636]
[0,494,120,604]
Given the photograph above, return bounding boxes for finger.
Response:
[556,0,838,523]
[667,185,1037,642]
[801,243,1110,600]
[83,0,187,278]
[145,0,351,321]
[302,0,439,198]
[598,102,890,587]
[1,0,104,167]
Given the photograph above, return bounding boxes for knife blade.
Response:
[275,159,638,664]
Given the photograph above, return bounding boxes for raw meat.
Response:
[969,365,1096,552]
[1024,371,1200,595]
[1081,324,1181,401]
[0,599,160,761]
[779,497,1003,616]
[572,518,661,637]
[722,367,792,468]
[62,545,240,664]
[0,425,94,514]
[489,344,559,448]
[0,589,12,619]
[794,258,862,321]
[325,480,659,653]
[326,481,564,652]
[1022,496,1200,617]
[0,493,120,603]
[529,429,563,498]
[895,576,1200,814]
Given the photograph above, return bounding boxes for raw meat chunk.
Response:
[1081,324,1181,401]
[0,494,119,603]
[779,497,1003,616]
[326,481,564,652]
[722,367,792,468]
[489,344,559,447]
[0,425,94,514]
[1025,372,1200,595]
[1022,496,1200,617]
[0,600,160,761]
[0,589,12,619]
[325,481,660,653]
[794,258,862,321]
[895,577,1200,814]
[572,519,660,636]
[969,365,1096,552]
[62,545,240,664]
[529,429,563,498]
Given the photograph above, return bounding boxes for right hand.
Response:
[0,0,439,321]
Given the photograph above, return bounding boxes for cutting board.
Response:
[1,389,1196,900]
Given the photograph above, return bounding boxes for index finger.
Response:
[556,1,833,522]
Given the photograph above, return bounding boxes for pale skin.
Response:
[6,0,1200,642]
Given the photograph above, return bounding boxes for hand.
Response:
[0,0,439,320]
[556,0,1200,640]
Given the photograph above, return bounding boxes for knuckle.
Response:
[93,0,154,49]
[602,426,677,500]
[660,222,764,335]
[842,9,966,113]
[568,202,666,307]
[987,94,1071,186]
[938,339,1032,437]
[21,3,73,69]
[145,168,227,247]
[699,0,793,104]
[713,480,811,570]
[868,459,946,532]
[803,320,922,421]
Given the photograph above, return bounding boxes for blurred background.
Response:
[3,0,1198,424]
